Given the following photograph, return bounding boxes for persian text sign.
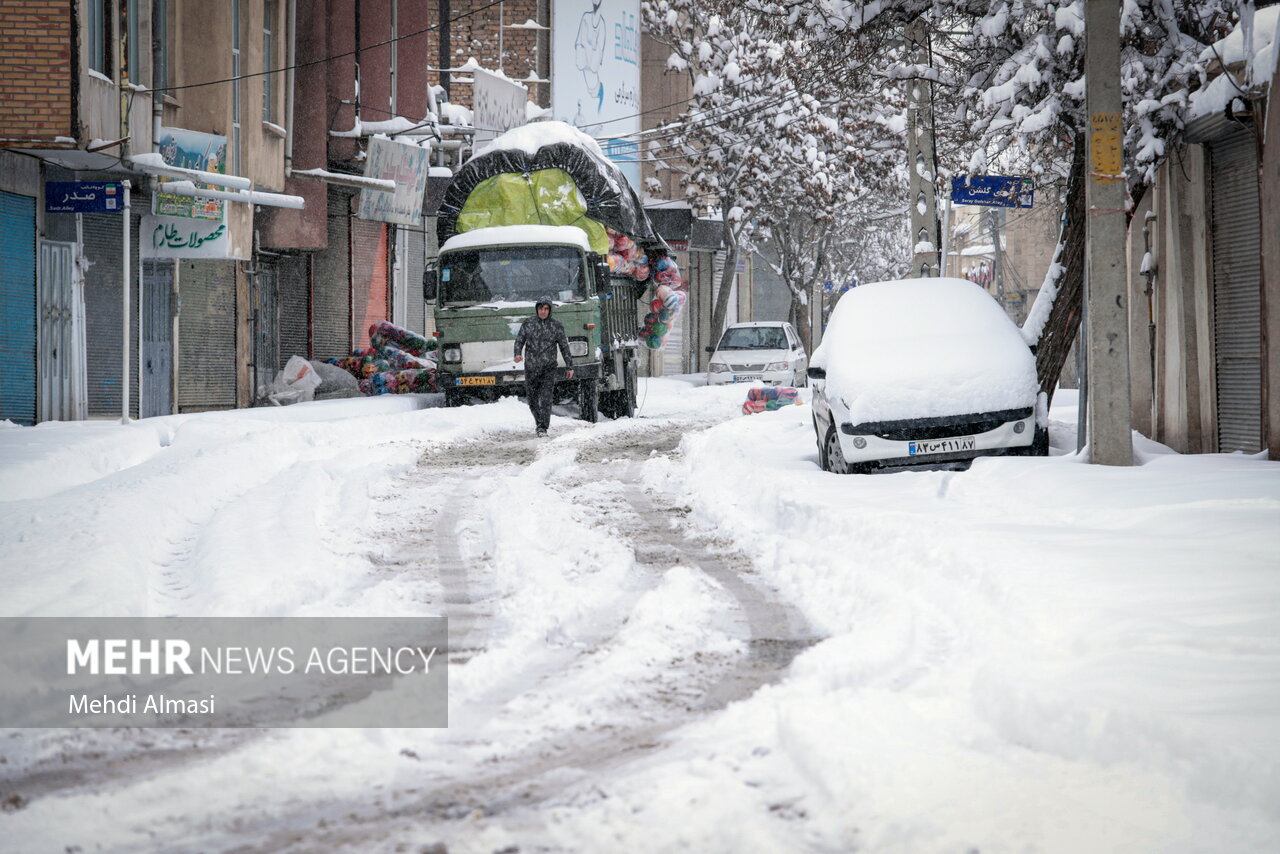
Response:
[473,67,529,147]
[153,127,228,220]
[140,215,230,259]
[0,617,449,728]
[358,136,432,226]
[552,0,641,190]
[45,181,123,213]
[950,175,1035,208]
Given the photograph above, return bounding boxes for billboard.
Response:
[473,67,529,148]
[152,127,227,220]
[358,136,432,226]
[552,0,641,190]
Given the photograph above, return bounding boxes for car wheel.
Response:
[824,426,848,474]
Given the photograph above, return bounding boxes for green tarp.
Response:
[455,168,610,253]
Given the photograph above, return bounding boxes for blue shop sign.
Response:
[46,181,124,213]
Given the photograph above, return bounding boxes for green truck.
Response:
[431,123,664,422]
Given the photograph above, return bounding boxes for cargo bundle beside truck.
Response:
[431,122,673,421]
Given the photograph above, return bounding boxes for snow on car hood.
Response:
[811,277,1038,424]
[712,347,789,365]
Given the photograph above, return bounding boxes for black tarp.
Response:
[436,141,660,249]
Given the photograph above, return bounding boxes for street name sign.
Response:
[45,181,123,213]
[950,175,1034,208]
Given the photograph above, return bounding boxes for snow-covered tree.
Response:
[738,0,1241,399]
[642,0,906,348]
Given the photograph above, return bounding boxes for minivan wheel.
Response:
[824,426,848,474]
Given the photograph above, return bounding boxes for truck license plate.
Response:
[458,376,496,386]
[908,436,976,456]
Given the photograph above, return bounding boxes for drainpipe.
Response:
[390,0,398,116]
[152,1,163,155]
[284,0,296,176]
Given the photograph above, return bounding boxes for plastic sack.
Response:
[264,355,322,405]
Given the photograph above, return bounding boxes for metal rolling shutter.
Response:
[177,260,236,411]
[313,189,352,359]
[404,226,427,336]
[82,210,141,418]
[277,253,311,363]
[0,190,37,423]
[1209,132,1262,453]
[351,218,387,349]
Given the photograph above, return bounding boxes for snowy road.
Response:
[2,378,1279,853]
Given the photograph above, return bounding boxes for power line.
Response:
[151,0,506,95]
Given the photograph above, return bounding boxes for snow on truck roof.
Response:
[439,224,592,254]
[469,121,608,162]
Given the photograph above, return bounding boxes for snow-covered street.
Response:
[2,379,1278,853]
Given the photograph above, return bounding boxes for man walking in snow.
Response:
[514,297,574,436]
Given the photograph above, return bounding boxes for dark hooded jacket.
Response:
[514,299,572,371]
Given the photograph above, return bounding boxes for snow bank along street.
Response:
[1,378,1277,853]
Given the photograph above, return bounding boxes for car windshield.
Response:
[717,326,787,350]
[439,246,586,305]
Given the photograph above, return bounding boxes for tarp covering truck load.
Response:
[432,122,686,421]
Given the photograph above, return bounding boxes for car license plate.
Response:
[908,436,977,456]
[733,375,761,382]
[458,376,496,386]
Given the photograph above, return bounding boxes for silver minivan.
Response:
[705,321,807,386]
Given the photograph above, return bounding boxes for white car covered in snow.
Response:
[705,321,808,386]
[808,277,1045,473]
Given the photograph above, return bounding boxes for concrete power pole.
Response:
[1084,0,1133,465]
[907,18,940,277]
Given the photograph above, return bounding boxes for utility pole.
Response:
[906,18,939,277]
[988,208,1003,299]
[1084,0,1133,465]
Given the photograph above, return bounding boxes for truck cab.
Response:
[433,224,639,421]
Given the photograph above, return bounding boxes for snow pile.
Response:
[470,120,607,162]
[811,277,1038,423]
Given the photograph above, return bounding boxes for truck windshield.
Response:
[439,246,586,305]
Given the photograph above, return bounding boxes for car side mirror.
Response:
[807,366,826,380]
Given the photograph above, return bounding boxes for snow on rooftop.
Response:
[439,224,592,254]
[811,277,1038,423]
[1189,5,1280,120]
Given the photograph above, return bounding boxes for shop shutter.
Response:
[313,189,352,359]
[351,218,387,349]
[177,260,236,411]
[82,210,141,418]
[1209,131,1262,453]
[278,252,311,363]
[0,190,37,423]
[404,225,427,336]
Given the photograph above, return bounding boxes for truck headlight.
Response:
[765,361,790,372]
[568,337,589,357]
[709,362,729,373]
[441,345,462,364]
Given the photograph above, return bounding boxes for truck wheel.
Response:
[578,378,599,423]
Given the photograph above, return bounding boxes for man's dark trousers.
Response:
[525,365,557,431]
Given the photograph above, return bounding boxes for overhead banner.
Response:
[552,0,640,190]
[358,136,432,226]
[140,215,231,259]
[153,127,228,220]
[473,67,529,148]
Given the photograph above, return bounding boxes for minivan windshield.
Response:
[439,246,586,305]
[717,326,787,350]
